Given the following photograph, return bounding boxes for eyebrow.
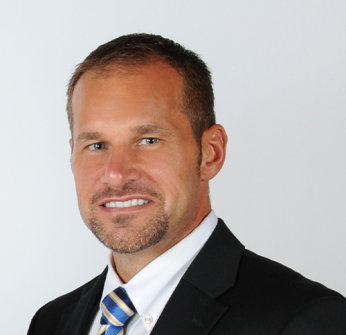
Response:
[132,124,171,135]
[75,132,101,143]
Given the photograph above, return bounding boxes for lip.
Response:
[99,196,153,206]
[99,200,154,215]
[96,195,154,215]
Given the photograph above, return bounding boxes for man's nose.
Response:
[101,146,140,188]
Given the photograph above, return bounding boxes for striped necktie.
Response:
[97,287,137,335]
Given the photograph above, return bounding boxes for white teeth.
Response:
[104,199,149,208]
[123,200,131,208]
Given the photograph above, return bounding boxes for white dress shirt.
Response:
[89,211,218,335]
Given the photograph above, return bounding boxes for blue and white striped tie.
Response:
[97,287,137,335]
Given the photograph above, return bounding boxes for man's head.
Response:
[68,34,227,259]
[67,33,215,147]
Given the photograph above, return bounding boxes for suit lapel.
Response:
[151,279,228,335]
[183,219,244,297]
[57,267,107,335]
[152,219,244,335]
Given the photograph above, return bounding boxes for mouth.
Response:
[102,199,151,208]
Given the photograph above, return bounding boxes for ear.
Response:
[200,124,227,181]
[69,138,73,153]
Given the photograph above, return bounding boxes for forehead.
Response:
[71,61,191,135]
[72,61,184,109]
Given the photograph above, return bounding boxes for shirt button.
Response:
[144,316,153,324]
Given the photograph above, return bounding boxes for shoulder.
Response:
[27,270,106,335]
[34,274,99,317]
[218,249,346,334]
[279,294,346,334]
[238,249,341,299]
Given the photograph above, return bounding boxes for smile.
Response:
[103,199,150,208]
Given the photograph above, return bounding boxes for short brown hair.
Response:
[67,33,215,145]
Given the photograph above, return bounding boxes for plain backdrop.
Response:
[0,1,345,333]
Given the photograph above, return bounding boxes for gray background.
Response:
[0,1,345,333]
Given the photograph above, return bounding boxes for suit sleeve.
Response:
[279,296,346,335]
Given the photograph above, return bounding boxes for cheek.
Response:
[73,156,103,183]
[72,162,100,206]
[147,155,200,202]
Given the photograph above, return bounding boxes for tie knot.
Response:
[98,287,136,335]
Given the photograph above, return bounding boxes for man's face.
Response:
[70,62,210,255]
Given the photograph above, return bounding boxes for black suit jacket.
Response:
[28,219,346,334]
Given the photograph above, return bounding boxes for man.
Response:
[28,33,346,335]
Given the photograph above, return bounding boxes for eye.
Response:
[139,138,159,145]
[88,143,106,151]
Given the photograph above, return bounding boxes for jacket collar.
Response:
[183,218,244,297]
[57,267,108,335]
[151,219,244,335]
